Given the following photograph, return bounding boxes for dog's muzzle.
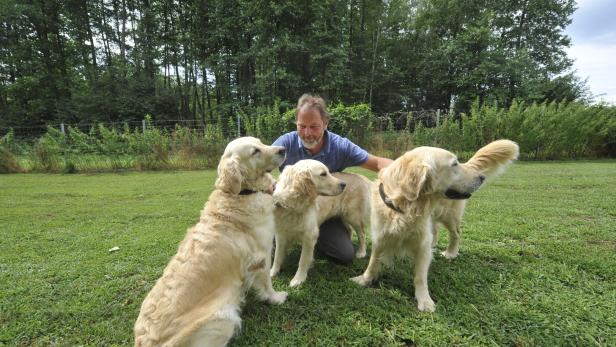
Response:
[444,189,472,200]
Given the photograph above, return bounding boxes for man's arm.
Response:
[360,154,393,172]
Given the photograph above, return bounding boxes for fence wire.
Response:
[0,109,450,140]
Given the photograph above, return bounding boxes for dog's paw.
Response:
[268,291,288,305]
[417,298,435,312]
[350,275,371,287]
[289,274,306,287]
[270,267,280,278]
[355,248,367,259]
[441,250,458,260]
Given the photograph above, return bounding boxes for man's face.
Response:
[296,107,327,149]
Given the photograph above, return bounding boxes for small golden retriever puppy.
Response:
[134,137,288,347]
[432,140,519,259]
[352,144,493,312]
[316,172,372,258]
[270,159,346,287]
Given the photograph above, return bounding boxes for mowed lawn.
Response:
[1,161,615,346]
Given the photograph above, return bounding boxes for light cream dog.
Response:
[352,144,491,312]
[432,140,519,259]
[270,159,346,287]
[316,171,372,258]
[134,137,288,347]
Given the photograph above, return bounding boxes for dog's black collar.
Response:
[379,183,402,213]
[239,189,258,195]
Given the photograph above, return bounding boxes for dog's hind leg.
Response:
[270,234,289,278]
[431,222,440,249]
[351,237,385,286]
[343,218,367,259]
[187,305,240,347]
[441,220,461,260]
[353,220,367,259]
[290,228,318,287]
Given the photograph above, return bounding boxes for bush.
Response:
[2,101,614,173]
[0,146,23,173]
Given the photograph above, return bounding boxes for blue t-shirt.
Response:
[272,130,369,173]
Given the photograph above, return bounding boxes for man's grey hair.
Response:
[295,94,330,124]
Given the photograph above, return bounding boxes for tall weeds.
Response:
[4,101,615,173]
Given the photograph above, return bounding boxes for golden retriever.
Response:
[352,143,499,312]
[134,137,288,347]
[432,140,519,259]
[270,160,346,287]
[316,172,372,258]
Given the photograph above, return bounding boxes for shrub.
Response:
[0,146,23,173]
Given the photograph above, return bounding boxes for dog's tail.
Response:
[464,139,519,177]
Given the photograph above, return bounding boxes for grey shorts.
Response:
[316,217,354,265]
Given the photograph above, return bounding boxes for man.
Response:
[273,94,392,264]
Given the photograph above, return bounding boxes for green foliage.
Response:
[31,126,65,172]
[62,161,77,174]
[0,146,23,173]
[328,103,374,147]
[239,105,287,144]
[0,129,23,154]
[0,0,586,130]
[5,101,615,173]
[412,101,616,159]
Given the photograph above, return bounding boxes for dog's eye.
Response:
[320,172,327,177]
[452,161,458,167]
[253,148,261,155]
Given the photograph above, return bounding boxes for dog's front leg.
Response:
[289,228,318,287]
[413,235,435,312]
[253,256,288,305]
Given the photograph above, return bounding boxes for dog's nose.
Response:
[478,174,486,183]
[277,148,286,155]
[339,182,347,190]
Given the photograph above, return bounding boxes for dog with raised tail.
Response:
[352,140,519,312]
[432,139,519,259]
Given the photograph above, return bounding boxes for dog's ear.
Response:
[293,168,317,199]
[381,154,430,202]
[256,173,276,194]
[215,155,242,194]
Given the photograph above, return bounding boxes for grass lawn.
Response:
[1,161,615,346]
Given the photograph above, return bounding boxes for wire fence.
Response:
[0,109,451,140]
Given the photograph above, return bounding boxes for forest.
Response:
[0,0,589,130]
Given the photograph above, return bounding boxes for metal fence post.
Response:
[60,123,67,168]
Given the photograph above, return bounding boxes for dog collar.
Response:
[239,189,258,195]
[379,183,402,213]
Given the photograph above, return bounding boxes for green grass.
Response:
[1,161,615,346]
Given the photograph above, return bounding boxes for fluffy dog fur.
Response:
[352,144,494,312]
[134,137,288,347]
[315,172,372,258]
[270,160,346,287]
[432,140,519,259]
